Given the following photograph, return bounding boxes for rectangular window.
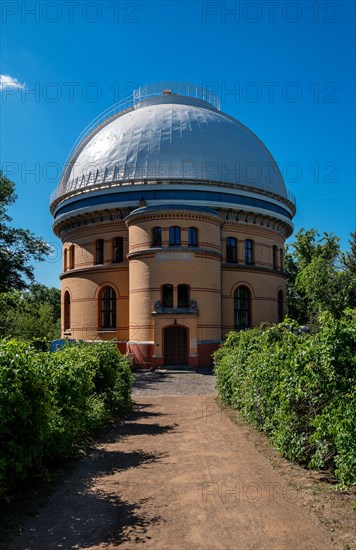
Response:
[280,248,284,271]
[226,237,237,263]
[162,284,173,308]
[63,249,68,272]
[278,290,284,323]
[234,287,250,329]
[113,237,124,263]
[178,284,189,308]
[95,239,104,265]
[69,245,75,269]
[245,239,254,265]
[64,292,71,331]
[169,226,181,246]
[152,227,162,247]
[188,227,198,247]
[273,245,278,270]
[101,287,116,328]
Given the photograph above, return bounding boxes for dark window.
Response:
[169,226,181,246]
[64,291,71,331]
[69,245,75,269]
[101,287,116,329]
[95,239,104,265]
[162,284,173,308]
[188,227,198,247]
[280,248,284,272]
[278,290,284,323]
[245,239,254,265]
[234,286,250,329]
[113,237,123,263]
[226,237,237,263]
[273,245,278,270]
[152,227,162,247]
[63,249,68,272]
[178,284,190,308]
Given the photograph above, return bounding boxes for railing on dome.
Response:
[50,166,297,216]
[287,189,296,205]
[132,82,220,110]
[60,82,221,184]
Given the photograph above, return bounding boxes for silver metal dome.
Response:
[53,91,290,206]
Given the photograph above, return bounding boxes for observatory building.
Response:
[50,84,296,368]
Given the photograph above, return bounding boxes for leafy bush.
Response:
[46,342,133,459]
[0,340,133,498]
[0,340,52,496]
[214,309,356,487]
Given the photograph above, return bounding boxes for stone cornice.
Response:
[125,207,223,227]
[53,204,292,240]
[53,207,132,238]
[51,179,296,217]
[221,263,286,278]
[60,263,128,279]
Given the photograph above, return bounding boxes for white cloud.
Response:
[0,74,26,91]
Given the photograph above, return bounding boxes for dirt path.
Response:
[6,373,344,549]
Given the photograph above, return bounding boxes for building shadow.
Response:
[6,405,174,549]
[132,371,172,391]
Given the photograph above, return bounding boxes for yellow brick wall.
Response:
[59,209,287,363]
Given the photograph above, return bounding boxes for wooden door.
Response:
[164,326,188,366]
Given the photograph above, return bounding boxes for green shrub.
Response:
[46,342,133,459]
[0,339,133,498]
[89,342,133,414]
[0,340,52,496]
[45,343,99,459]
[214,309,356,487]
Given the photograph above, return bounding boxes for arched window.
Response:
[152,227,162,247]
[95,239,104,265]
[226,237,237,263]
[234,286,250,330]
[280,248,284,272]
[162,284,173,308]
[64,291,71,331]
[101,287,116,329]
[278,290,284,323]
[169,226,181,246]
[245,239,254,265]
[113,237,123,263]
[188,227,198,247]
[69,245,75,269]
[273,245,278,270]
[178,284,190,308]
[63,248,68,272]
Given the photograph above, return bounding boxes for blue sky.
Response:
[1,0,355,289]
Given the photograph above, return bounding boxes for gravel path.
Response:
[132,370,217,397]
[6,371,338,550]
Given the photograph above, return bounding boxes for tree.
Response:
[343,230,356,271]
[285,228,356,325]
[0,284,61,341]
[0,172,50,292]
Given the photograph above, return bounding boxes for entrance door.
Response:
[164,326,188,366]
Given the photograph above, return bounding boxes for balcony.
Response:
[152,300,199,315]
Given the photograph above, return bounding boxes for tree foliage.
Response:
[0,284,61,342]
[285,228,356,324]
[0,172,50,292]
